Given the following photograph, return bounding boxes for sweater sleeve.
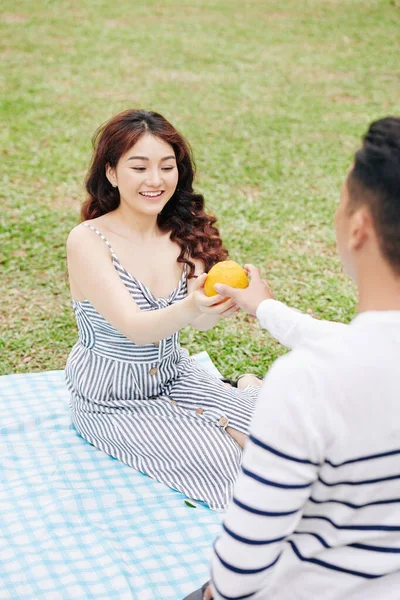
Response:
[256,299,347,349]
[210,351,325,600]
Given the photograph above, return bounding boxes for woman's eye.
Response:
[131,166,175,172]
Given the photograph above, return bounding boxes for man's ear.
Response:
[105,163,116,187]
[348,207,373,250]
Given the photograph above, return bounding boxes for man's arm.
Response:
[209,352,325,600]
[256,299,347,349]
[214,265,347,349]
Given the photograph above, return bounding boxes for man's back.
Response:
[211,311,400,599]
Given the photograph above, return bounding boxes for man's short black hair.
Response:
[347,116,400,273]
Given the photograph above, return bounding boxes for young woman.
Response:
[65,109,262,511]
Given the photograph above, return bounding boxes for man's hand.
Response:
[214,264,274,317]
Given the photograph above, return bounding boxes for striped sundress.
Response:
[65,224,260,511]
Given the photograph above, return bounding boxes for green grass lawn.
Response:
[1,0,399,377]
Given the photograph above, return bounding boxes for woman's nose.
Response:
[145,170,162,187]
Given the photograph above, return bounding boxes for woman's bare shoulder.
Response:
[67,222,90,248]
[66,220,108,255]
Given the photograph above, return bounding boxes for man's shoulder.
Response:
[275,321,366,382]
[282,313,400,388]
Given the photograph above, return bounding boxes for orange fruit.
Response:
[204,260,249,297]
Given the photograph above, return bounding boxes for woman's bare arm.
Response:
[67,226,225,345]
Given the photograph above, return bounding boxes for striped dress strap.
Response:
[82,223,119,260]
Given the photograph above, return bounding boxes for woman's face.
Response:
[107,133,179,216]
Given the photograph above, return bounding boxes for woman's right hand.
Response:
[190,273,239,318]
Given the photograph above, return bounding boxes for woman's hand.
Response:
[191,273,239,319]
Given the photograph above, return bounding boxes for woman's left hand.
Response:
[192,285,239,319]
[218,299,240,319]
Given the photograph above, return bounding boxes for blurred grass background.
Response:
[1,0,399,376]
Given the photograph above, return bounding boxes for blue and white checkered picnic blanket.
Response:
[0,353,223,600]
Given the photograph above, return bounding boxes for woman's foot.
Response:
[237,374,263,389]
[221,374,263,388]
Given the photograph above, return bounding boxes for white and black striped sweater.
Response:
[211,301,400,600]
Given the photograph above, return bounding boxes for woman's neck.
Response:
[108,205,162,240]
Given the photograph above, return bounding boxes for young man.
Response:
[186,116,400,600]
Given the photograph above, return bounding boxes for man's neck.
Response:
[356,263,400,313]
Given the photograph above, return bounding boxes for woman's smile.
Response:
[139,190,165,198]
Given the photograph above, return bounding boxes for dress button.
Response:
[219,416,229,427]
[195,408,204,415]
[149,367,158,376]
[170,400,177,406]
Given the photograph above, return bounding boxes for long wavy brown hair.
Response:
[81,109,228,277]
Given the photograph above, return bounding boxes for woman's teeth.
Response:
[140,191,163,198]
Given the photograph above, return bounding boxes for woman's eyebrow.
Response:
[126,155,176,161]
